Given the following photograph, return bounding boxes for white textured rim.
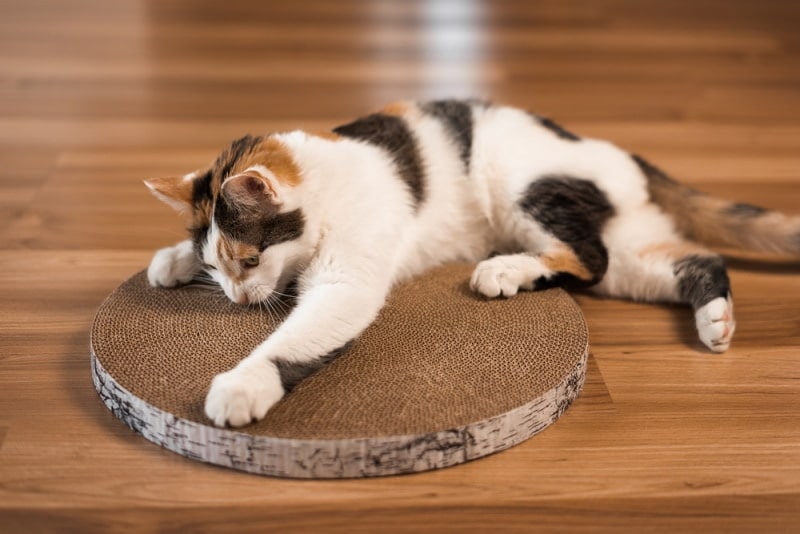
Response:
[90,346,587,479]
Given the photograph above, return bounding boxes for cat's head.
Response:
[145,134,311,304]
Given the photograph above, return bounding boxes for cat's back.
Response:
[353,99,595,199]
[321,100,501,273]
[469,103,583,184]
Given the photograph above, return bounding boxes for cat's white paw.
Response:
[147,240,199,288]
[470,255,549,298]
[204,361,284,427]
[695,295,736,353]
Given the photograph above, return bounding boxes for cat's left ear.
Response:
[144,174,197,213]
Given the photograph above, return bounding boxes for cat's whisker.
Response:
[254,296,266,320]
[263,286,295,313]
[261,296,278,322]
[270,295,286,316]
[247,285,275,321]
[270,288,300,301]
[253,288,292,322]
[266,302,279,322]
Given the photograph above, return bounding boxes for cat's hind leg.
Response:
[472,175,613,298]
[675,252,735,352]
[593,240,735,352]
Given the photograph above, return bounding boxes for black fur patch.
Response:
[519,175,615,285]
[535,115,581,142]
[190,138,266,247]
[215,196,305,251]
[191,169,214,206]
[275,343,351,391]
[420,99,473,171]
[674,254,730,309]
[333,113,426,206]
[254,209,305,250]
[727,202,767,217]
[191,224,210,254]
[214,135,263,182]
[532,272,589,291]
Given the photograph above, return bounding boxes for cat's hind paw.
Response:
[695,295,736,353]
[204,361,284,427]
[470,255,550,298]
[147,240,199,288]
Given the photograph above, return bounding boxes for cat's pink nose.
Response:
[235,293,248,305]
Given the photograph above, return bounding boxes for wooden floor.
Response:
[2,0,799,531]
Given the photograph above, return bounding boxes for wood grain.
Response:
[1,0,799,531]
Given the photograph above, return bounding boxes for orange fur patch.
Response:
[233,137,302,187]
[216,235,259,281]
[146,172,215,232]
[541,246,593,280]
[231,241,259,261]
[381,101,411,117]
[145,175,195,209]
[309,130,342,142]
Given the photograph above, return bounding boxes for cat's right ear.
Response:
[220,172,281,213]
[144,174,196,213]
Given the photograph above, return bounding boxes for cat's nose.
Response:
[235,292,248,305]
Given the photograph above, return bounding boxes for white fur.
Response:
[204,359,284,427]
[147,239,199,287]
[471,254,554,298]
[149,102,743,427]
[695,295,735,353]
[202,212,314,306]
[591,208,684,303]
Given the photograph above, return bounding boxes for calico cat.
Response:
[145,99,800,428]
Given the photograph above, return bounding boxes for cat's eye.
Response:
[241,255,260,268]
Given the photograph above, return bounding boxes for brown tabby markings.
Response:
[631,153,796,252]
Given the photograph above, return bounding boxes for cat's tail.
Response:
[634,155,800,255]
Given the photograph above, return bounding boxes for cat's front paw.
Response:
[204,361,284,427]
[695,295,736,353]
[147,240,199,288]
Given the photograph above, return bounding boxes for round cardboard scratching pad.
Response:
[91,263,588,478]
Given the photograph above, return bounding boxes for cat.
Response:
[145,99,800,428]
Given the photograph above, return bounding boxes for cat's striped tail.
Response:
[633,155,800,255]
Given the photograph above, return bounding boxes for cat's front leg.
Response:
[147,239,201,287]
[204,271,390,427]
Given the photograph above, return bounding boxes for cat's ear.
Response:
[221,172,281,211]
[144,174,196,213]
